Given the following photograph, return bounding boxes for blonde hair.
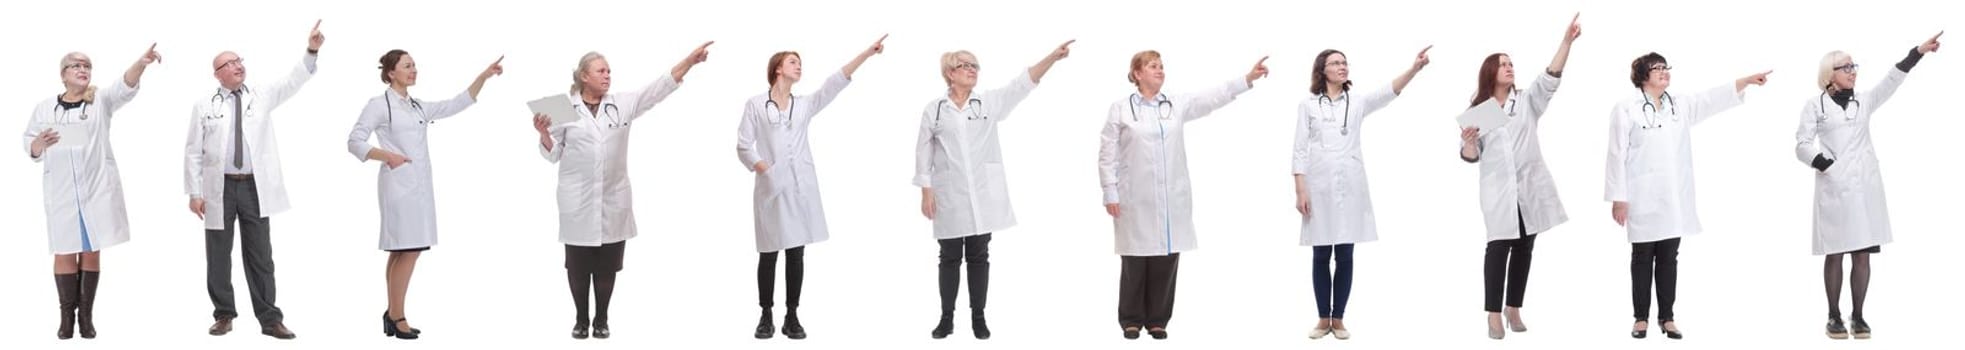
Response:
[60,52,96,103]
[938,50,976,85]
[1818,50,1852,93]
[1127,50,1161,85]
[570,51,606,94]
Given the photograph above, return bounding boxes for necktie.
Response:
[232,90,244,169]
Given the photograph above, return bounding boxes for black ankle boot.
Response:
[931,314,954,339]
[781,310,807,340]
[77,271,98,339]
[55,274,80,340]
[971,314,991,340]
[753,309,774,339]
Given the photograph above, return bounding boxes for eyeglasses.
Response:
[953,62,980,71]
[1649,64,1672,71]
[1834,63,1859,74]
[64,62,93,71]
[216,58,245,71]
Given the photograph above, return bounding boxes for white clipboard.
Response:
[45,123,95,152]
[1456,99,1509,132]
[527,95,581,125]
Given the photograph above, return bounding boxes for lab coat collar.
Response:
[215,85,251,97]
[566,90,616,113]
[1318,91,1350,105]
[941,88,980,111]
[1129,92,1169,107]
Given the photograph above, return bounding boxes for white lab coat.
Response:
[738,71,852,253]
[1099,79,1252,256]
[1466,72,1567,242]
[914,71,1039,240]
[1795,68,1908,255]
[1604,85,1745,243]
[184,54,317,230]
[1293,85,1397,246]
[347,89,477,250]
[538,74,681,246]
[24,80,139,254]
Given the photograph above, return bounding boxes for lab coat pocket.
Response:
[763,161,793,194]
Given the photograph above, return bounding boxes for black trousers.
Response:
[1483,213,1535,312]
[1632,238,1681,322]
[205,177,283,326]
[937,233,991,318]
[758,246,806,310]
[1118,253,1179,328]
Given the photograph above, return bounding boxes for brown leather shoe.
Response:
[209,317,233,336]
[261,322,296,340]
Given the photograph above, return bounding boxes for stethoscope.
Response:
[1638,90,1678,129]
[1817,90,1862,122]
[385,94,429,125]
[53,95,91,122]
[1128,93,1173,122]
[763,96,794,126]
[1316,92,1352,135]
[204,88,255,121]
[932,97,986,129]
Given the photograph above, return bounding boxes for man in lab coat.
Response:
[181,20,324,340]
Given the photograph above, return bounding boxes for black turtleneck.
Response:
[56,95,85,110]
[1829,89,1855,109]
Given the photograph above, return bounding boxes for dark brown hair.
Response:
[1470,53,1509,108]
[1311,49,1350,95]
[1629,52,1668,88]
[379,49,409,84]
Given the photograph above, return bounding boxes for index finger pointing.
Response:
[700,41,715,49]
[1061,39,1077,48]
[312,19,322,31]
[876,33,890,43]
[1256,56,1270,65]
[493,55,505,64]
[1419,45,1433,55]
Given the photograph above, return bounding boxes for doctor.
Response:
[1293,45,1429,340]
[347,49,503,340]
[1794,32,1941,340]
[914,40,1073,340]
[1605,52,1771,340]
[182,20,324,340]
[1457,13,1579,340]
[738,34,885,341]
[1099,50,1268,340]
[531,41,711,340]
[24,44,160,340]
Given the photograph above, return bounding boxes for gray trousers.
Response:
[205,177,283,326]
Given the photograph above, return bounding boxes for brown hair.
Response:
[1310,49,1349,95]
[766,51,800,86]
[1470,53,1509,108]
[378,49,409,84]
[1628,52,1667,88]
[1127,50,1161,85]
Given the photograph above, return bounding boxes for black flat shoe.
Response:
[930,316,953,339]
[1148,328,1168,340]
[1827,317,1849,339]
[571,322,590,339]
[1123,326,1141,340]
[781,314,807,340]
[592,323,610,339]
[1851,317,1871,339]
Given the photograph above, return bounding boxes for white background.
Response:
[1,0,1958,348]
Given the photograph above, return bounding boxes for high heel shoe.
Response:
[1631,320,1647,339]
[1504,308,1527,332]
[1661,321,1683,340]
[381,312,418,340]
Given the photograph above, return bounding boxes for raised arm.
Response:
[1390,45,1431,95]
[1684,71,1765,125]
[121,43,161,92]
[1027,40,1073,83]
[260,21,324,111]
[1546,13,1581,77]
[1867,32,1941,110]
[1177,56,1265,122]
[840,34,887,79]
[672,41,712,83]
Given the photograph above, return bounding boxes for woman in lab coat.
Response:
[737,34,885,340]
[1293,46,1429,340]
[914,40,1073,340]
[1794,32,1941,340]
[530,42,711,339]
[1605,52,1770,340]
[1098,50,1268,340]
[1456,14,1579,340]
[24,45,160,340]
[346,49,503,339]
